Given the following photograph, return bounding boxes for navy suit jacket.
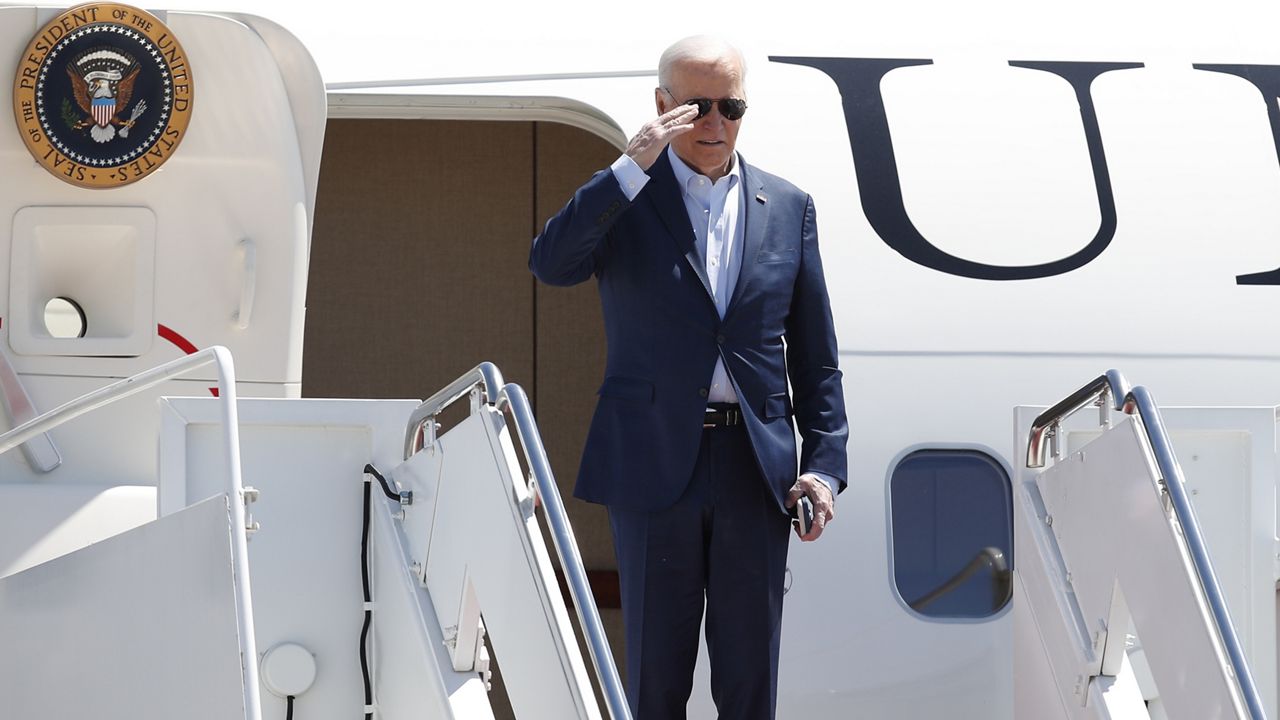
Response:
[530,151,848,513]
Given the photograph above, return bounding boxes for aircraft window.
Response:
[890,449,1013,619]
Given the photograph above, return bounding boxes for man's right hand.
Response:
[624,104,698,171]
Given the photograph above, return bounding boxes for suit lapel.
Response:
[727,161,769,315]
[644,152,715,302]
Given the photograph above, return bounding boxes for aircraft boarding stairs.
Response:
[1016,371,1274,720]
[0,352,630,720]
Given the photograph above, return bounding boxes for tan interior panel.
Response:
[304,119,536,400]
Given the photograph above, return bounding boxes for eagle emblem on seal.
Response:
[65,47,147,143]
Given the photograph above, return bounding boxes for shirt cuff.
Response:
[611,154,649,201]
[806,471,839,500]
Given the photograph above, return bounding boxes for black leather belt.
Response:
[703,405,743,428]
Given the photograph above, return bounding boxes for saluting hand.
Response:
[786,473,835,542]
[624,104,699,171]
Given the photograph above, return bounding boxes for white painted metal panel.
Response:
[1013,567,1075,719]
[1060,407,1278,719]
[1037,417,1243,719]
[1013,469,1095,720]
[158,396,418,720]
[0,483,155,577]
[0,496,249,720]
[404,407,599,720]
[371,477,495,719]
[9,206,156,357]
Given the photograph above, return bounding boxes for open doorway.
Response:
[304,116,625,714]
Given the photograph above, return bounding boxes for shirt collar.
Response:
[667,146,740,194]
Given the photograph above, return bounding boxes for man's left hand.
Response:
[785,473,835,542]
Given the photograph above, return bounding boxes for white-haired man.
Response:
[531,36,848,719]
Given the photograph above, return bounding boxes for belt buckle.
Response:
[703,406,741,428]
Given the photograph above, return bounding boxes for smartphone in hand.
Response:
[791,495,814,535]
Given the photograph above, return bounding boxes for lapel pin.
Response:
[756,193,767,204]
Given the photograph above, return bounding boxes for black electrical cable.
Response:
[360,471,374,720]
[285,695,294,720]
[364,463,404,502]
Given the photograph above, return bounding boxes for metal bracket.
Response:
[242,485,261,537]
[423,419,440,455]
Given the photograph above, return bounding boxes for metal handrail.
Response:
[1127,386,1265,720]
[0,345,61,472]
[403,362,505,459]
[497,383,630,720]
[403,365,631,720]
[1026,369,1130,468]
[0,346,262,720]
[1026,371,1266,720]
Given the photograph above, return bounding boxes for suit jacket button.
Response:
[716,334,726,344]
[698,388,709,398]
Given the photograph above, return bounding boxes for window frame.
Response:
[884,443,1015,623]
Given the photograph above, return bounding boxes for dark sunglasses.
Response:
[663,88,748,121]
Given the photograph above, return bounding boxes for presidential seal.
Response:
[12,3,193,189]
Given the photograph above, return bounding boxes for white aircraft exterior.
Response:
[1,1,1279,718]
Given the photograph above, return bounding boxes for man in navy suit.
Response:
[530,36,848,719]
